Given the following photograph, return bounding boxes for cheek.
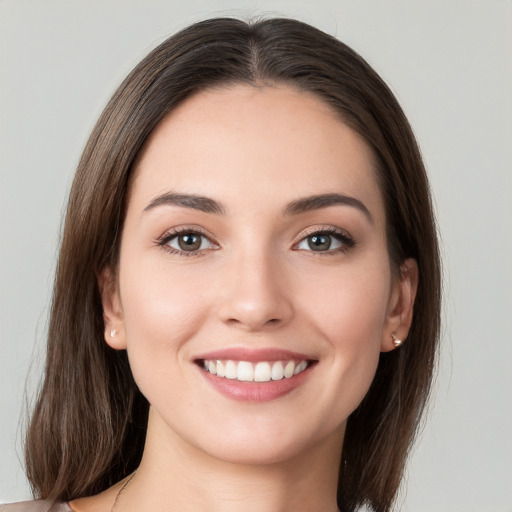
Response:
[298,257,391,344]
[118,261,211,391]
[295,260,390,414]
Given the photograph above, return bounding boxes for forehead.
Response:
[130,84,384,223]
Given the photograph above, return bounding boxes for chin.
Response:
[210,436,309,466]
[169,412,346,468]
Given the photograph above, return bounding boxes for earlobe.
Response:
[98,267,127,350]
[381,258,419,352]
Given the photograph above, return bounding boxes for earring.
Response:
[391,332,402,347]
[110,329,117,338]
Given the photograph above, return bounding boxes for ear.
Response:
[381,258,419,352]
[98,267,126,350]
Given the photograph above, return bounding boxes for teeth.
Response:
[237,361,254,382]
[225,360,237,379]
[284,361,295,378]
[217,360,226,378]
[254,362,271,382]
[294,360,308,375]
[202,359,309,382]
[271,361,284,380]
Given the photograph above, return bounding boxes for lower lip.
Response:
[198,364,313,402]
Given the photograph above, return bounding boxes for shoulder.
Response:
[0,501,72,512]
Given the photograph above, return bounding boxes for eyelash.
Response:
[156,226,356,257]
[294,226,356,255]
[156,227,217,257]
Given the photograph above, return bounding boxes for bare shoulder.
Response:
[0,501,71,512]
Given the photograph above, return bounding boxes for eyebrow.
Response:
[143,191,373,223]
[283,193,373,224]
[143,192,226,215]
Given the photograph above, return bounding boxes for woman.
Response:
[2,17,440,512]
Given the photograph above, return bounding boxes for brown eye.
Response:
[164,231,216,253]
[177,233,202,251]
[296,229,354,254]
[307,234,331,251]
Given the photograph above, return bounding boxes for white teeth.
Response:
[294,360,308,375]
[254,362,272,382]
[225,360,237,379]
[202,359,309,382]
[237,361,254,381]
[271,361,284,380]
[284,360,295,378]
[216,360,226,377]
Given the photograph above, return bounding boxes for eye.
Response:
[159,229,217,255]
[295,229,354,253]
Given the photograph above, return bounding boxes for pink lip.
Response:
[198,364,314,402]
[193,347,317,402]
[194,347,313,363]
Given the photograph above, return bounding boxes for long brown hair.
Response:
[25,17,441,511]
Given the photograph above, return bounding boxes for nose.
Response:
[216,250,294,332]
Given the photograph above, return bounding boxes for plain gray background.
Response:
[1,1,511,510]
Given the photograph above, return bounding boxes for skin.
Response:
[71,84,417,512]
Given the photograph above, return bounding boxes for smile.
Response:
[194,348,316,401]
[201,359,309,382]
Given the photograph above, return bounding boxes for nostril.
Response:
[217,289,294,331]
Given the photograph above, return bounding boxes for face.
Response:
[102,84,415,466]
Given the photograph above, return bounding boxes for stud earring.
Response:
[110,329,117,338]
[391,332,402,347]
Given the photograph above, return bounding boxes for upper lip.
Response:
[194,347,315,363]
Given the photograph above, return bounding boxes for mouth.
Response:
[198,358,311,382]
[193,348,317,402]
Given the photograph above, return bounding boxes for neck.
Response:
[117,407,343,512]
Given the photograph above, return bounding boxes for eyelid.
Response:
[292,225,356,253]
[293,225,352,242]
[155,224,355,256]
[156,226,220,256]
